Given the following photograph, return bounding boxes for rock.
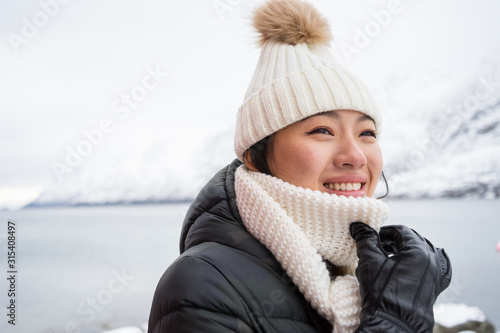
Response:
[433,303,496,333]
[433,320,495,333]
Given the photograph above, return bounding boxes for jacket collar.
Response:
[179,159,278,268]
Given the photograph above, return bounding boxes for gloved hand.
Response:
[350,223,452,333]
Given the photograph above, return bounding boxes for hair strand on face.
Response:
[376,171,389,199]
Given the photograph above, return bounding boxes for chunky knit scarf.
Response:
[235,166,389,332]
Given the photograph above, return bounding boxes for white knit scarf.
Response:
[234,165,389,332]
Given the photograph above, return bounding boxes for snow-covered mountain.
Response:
[27,63,500,207]
[382,62,500,199]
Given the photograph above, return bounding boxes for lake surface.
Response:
[0,200,498,333]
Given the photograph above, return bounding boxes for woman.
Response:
[147,1,451,332]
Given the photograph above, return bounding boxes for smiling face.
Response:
[246,110,383,197]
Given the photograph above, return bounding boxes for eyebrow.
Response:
[357,114,374,123]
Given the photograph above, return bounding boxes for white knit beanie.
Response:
[234,0,381,160]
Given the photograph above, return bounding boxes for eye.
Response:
[307,127,333,135]
[360,130,377,138]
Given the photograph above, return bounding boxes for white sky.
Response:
[1,0,499,209]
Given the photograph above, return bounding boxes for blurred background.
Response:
[0,0,499,332]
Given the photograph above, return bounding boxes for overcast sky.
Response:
[1,0,499,209]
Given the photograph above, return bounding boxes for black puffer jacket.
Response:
[148,159,332,332]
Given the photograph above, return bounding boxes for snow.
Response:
[101,323,147,333]
[381,61,500,199]
[0,186,42,211]
[434,303,486,328]
[101,327,143,333]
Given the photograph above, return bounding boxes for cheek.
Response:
[291,144,321,164]
[362,145,382,197]
[272,142,324,185]
[367,145,383,178]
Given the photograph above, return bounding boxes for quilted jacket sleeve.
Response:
[148,252,258,333]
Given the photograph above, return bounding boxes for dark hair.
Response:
[243,134,275,176]
[244,134,390,199]
[377,172,389,199]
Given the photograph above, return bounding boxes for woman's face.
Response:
[257,110,382,197]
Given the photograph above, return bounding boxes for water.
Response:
[386,200,500,329]
[0,200,498,333]
[0,205,187,333]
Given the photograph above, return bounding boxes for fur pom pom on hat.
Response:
[234,0,382,161]
[253,0,332,46]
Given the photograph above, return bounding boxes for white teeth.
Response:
[324,182,362,191]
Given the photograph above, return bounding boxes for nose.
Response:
[333,137,367,169]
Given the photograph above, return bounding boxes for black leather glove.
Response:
[350,223,452,333]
